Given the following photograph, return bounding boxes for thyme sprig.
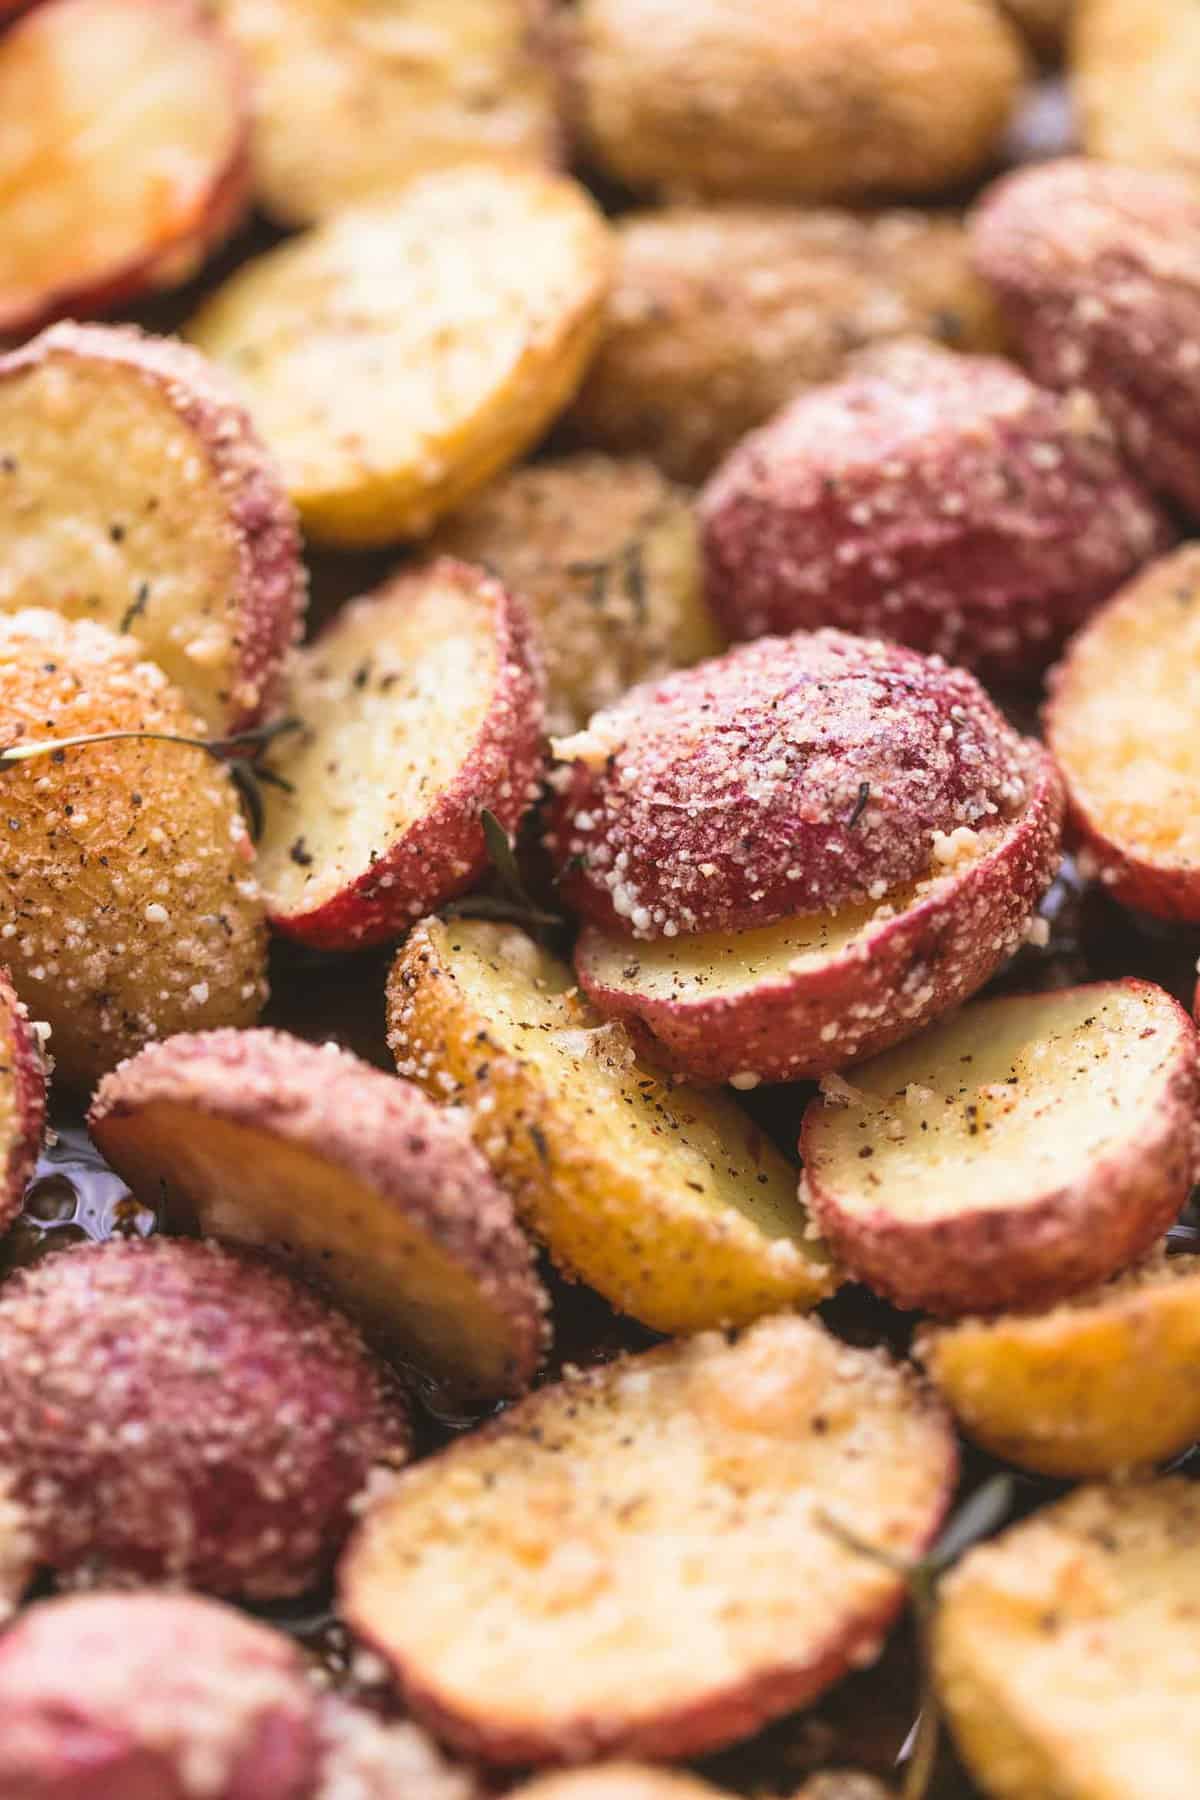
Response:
[0,717,303,842]
[440,808,565,932]
[820,1474,1014,1800]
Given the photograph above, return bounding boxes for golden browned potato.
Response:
[1073,0,1200,184]
[935,1480,1200,1799]
[569,206,1006,483]
[430,456,722,733]
[188,165,614,546]
[572,0,1026,204]
[387,917,837,1335]
[215,0,562,227]
[510,1770,733,1800]
[918,1251,1200,1477]
[0,610,267,1086]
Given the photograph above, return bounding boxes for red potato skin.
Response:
[0,0,252,339]
[0,1592,321,1800]
[270,563,545,951]
[970,158,1200,514]
[0,1237,410,1599]
[549,628,1033,940]
[575,745,1064,1085]
[801,979,1200,1317]
[0,322,306,730]
[698,339,1170,677]
[0,965,45,1236]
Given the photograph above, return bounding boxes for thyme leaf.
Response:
[441,809,566,937]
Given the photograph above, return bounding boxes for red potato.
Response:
[0,1236,410,1598]
[575,744,1063,1086]
[0,965,45,1237]
[90,1029,549,1405]
[971,158,1200,514]
[341,1314,956,1765]
[1045,544,1200,920]
[0,1592,322,1800]
[800,979,1200,1316]
[548,629,1035,941]
[699,339,1169,677]
[256,560,543,951]
[0,0,250,337]
[0,323,304,733]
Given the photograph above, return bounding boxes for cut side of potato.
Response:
[0,968,44,1239]
[1045,544,1200,921]
[0,0,249,336]
[387,917,836,1335]
[216,0,562,227]
[801,980,1199,1316]
[0,323,304,733]
[188,165,613,546]
[255,560,543,950]
[429,455,722,737]
[935,1479,1200,1800]
[342,1313,956,1764]
[89,1028,549,1404]
[509,1769,734,1800]
[576,749,1063,1085]
[919,1250,1200,1476]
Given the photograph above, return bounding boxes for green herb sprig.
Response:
[441,809,564,932]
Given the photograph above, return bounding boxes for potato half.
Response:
[342,1313,956,1763]
[935,1479,1200,1799]
[386,917,836,1335]
[189,165,613,545]
[430,456,721,736]
[216,0,561,226]
[0,967,43,1239]
[510,1772,733,1800]
[1073,0,1200,185]
[0,0,249,336]
[255,561,543,950]
[568,207,1006,485]
[90,1028,549,1404]
[0,611,268,1087]
[918,1251,1200,1476]
[800,980,1199,1316]
[576,749,1064,1086]
[0,323,304,733]
[1046,545,1200,921]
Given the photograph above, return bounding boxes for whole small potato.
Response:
[572,0,1026,203]
[431,455,722,733]
[568,207,1007,483]
[1073,0,1200,185]
[0,609,268,1085]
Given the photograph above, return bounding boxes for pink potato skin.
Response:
[0,1237,410,1599]
[0,963,45,1235]
[575,744,1064,1086]
[270,562,545,951]
[0,322,306,730]
[548,628,1033,941]
[0,1591,321,1800]
[0,0,252,339]
[698,338,1170,677]
[971,158,1200,515]
[801,979,1200,1316]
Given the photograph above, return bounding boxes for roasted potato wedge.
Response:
[568,206,1006,484]
[342,1313,956,1764]
[1045,545,1200,921]
[918,1251,1200,1476]
[575,747,1063,1086]
[216,0,561,227]
[90,1027,550,1404]
[255,561,543,950]
[572,0,1025,203]
[430,456,721,736]
[1073,0,1200,185]
[188,166,613,546]
[386,917,836,1334]
[0,323,304,733]
[0,0,249,336]
[800,980,1199,1316]
[935,1479,1200,1799]
[0,610,267,1087]
[510,1771,733,1800]
[0,968,43,1240]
